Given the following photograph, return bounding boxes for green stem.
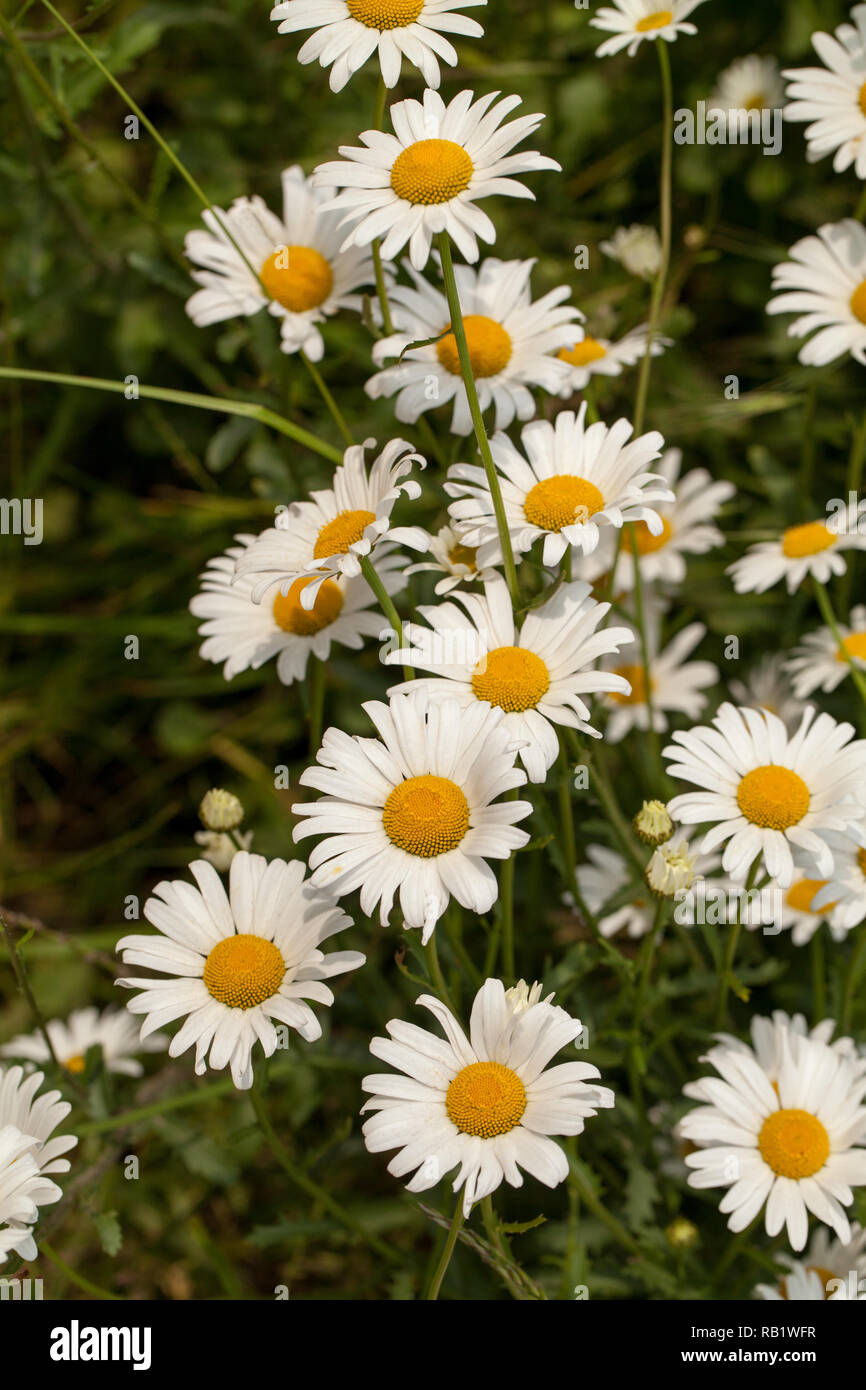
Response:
[359,553,413,681]
[371,78,395,336]
[627,526,664,784]
[500,790,518,982]
[425,1195,464,1300]
[39,1241,123,1300]
[436,232,519,604]
[840,410,866,613]
[424,934,457,1015]
[568,1157,640,1255]
[0,908,61,1070]
[813,578,866,717]
[842,929,866,1033]
[634,897,668,1025]
[633,39,673,436]
[307,655,326,757]
[857,183,866,222]
[715,909,744,1032]
[811,929,826,1026]
[301,351,353,447]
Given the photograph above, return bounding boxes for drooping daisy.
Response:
[270,0,486,93]
[184,166,377,360]
[117,853,364,1091]
[234,438,427,610]
[384,575,634,781]
[313,88,560,271]
[557,323,669,394]
[599,224,662,279]
[602,622,717,744]
[292,691,532,941]
[811,829,866,932]
[729,653,806,733]
[784,606,866,699]
[783,8,866,180]
[728,510,866,595]
[366,257,583,434]
[608,449,734,591]
[0,1066,76,1262]
[191,534,405,684]
[680,1030,866,1251]
[445,405,671,569]
[710,54,785,122]
[665,703,866,888]
[767,220,866,367]
[1,1007,165,1079]
[361,976,614,1216]
[402,524,491,596]
[756,1224,866,1301]
[591,1,708,59]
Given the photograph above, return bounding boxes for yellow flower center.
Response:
[558,336,608,368]
[272,577,344,635]
[383,774,469,857]
[743,93,766,112]
[781,521,837,559]
[346,0,424,28]
[636,9,674,32]
[758,1108,830,1180]
[859,846,866,880]
[523,475,605,532]
[781,1266,837,1300]
[609,664,654,705]
[837,632,866,663]
[625,516,673,555]
[259,246,334,313]
[785,878,835,915]
[471,645,550,713]
[446,1061,527,1138]
[436,315,512,378]
[65,1054,86,1074]
[736,765,810,830]
[313,508,376,559]
[850,280,866,325]
[203,933,285,1009]
[390,139,474,206]
[859,83,866,118]
[448,540,478,571]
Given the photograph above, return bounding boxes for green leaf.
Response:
[94,1210,123,1258]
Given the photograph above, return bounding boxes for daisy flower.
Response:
[608,449,734,590]
[190,534,405,685]
[680,1030,866,1251]
[710,54,785,121]
[591,1,708,59]
[270,0,486,94]
[117,853,364,1091]
[767,220,866,367]
[366,257,583,434]
[184,166,376,361]
[811,829,866,932]
[313,88,560,271]
[784,606,866,698]
[728,510,866,595]
[602,622,718,744]
[1,1007,165,1079]
[729,653,806,733]
[234,438,427,610]
[361,976,614,1216]
[292,691,532,941]
[402,525,491,596]
[766,866,859,945]
[665,703,866,888]
[445,405,672,569]
[384,574,635,781]
[783,8,866,180]
[756,1223,866,1300]
[711,1010,865,1082]
[0,1066,76,1262]
[599,224,662,279]
[557,323,669,394]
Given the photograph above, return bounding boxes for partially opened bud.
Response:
[645,839,697,899]
[633,799,674,847]
[198,788,244,833]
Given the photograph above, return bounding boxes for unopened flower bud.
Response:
[645,838,697,898]
[198,788,244,832]
[633,800,674,847]
[666,1217,699,1251]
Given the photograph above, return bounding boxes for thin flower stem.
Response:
[582,380,600,424]
[714,859,756,1029]
[415,413,449,470]
[0,366,344,463]
[857,183,866,222]
[249,1080,399,1266]
[0,907,61,1070]
[634,898,668,1024]
[425,1195,464,1300]
[40,1241,123,1300]
[627,524,664,784]
[301,350,353,447]
[479,1195,532,1301]
[813,578,866,717]
[568,1157,640,1255]
[371,78,395,336]
[424,935,457,1015]
[811,930,826,1026]
[840,410,866,613]
[633,39,673,437]
[436,232,520,604]
[842,929,866,1033]
[359,553,414,681]
[499,789,519,983]
[307,655,326,757]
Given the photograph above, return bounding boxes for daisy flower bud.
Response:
[665,1217,699,1251]
[645,838,698,898]
[633,799,674,847]
[198,788,244,833]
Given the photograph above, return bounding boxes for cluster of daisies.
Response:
[5,0,866,1300]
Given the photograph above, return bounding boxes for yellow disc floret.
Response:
[471,646,550,713]
[446,1060,527,1138]
[785,878,835,915]
[383,774,469,857]
[736,765,810,830]
[859,846,866,880]
[272,577,344,635]
[523,475,605,532]
[448,540,478,571]
[390,139,473,206]
[837,632,866,663]
[260,246,334,313]
[436,315,512,378]
[609,663,653,705]
[558,337,608,368]
[625,516,673,555]
[758,1108,830,1179]
[636,10,674,32]
[314,508,376,559]
[203,934,286,1010]
[346,0,424,28]
[851,279,866,325]
[781,521,837,559]
[65,1054,86,1075]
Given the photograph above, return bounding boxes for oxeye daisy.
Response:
[312,88,560,271]
[784,606,866,698]
[366,257,583,434]
[184,166,377,361]
[729,654,806,734]
[1,1007,165,1079]
[599,224,662,280]
[116,853,364,1091]
[769,867,857,945]
[402,525,491,596]
[810,830,866,932]
[445,405,671,569]
[728,511,866,595]
[665,703,866,889]
[767,219,866,367]
[710,54,785,122]
[756,1224,866,1301]
[361,977,614,1217]
[602,622,718,744]
[680,1031,866,1251]
[234,438,427,610]
[292,691,533,941]
[591,1,708,60]
[384,574,634,781]
[190,534,405,684]
[270,0,486,94]
[557,322,668,394]
[783,8,866,180]
[0,1066,76,1262]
